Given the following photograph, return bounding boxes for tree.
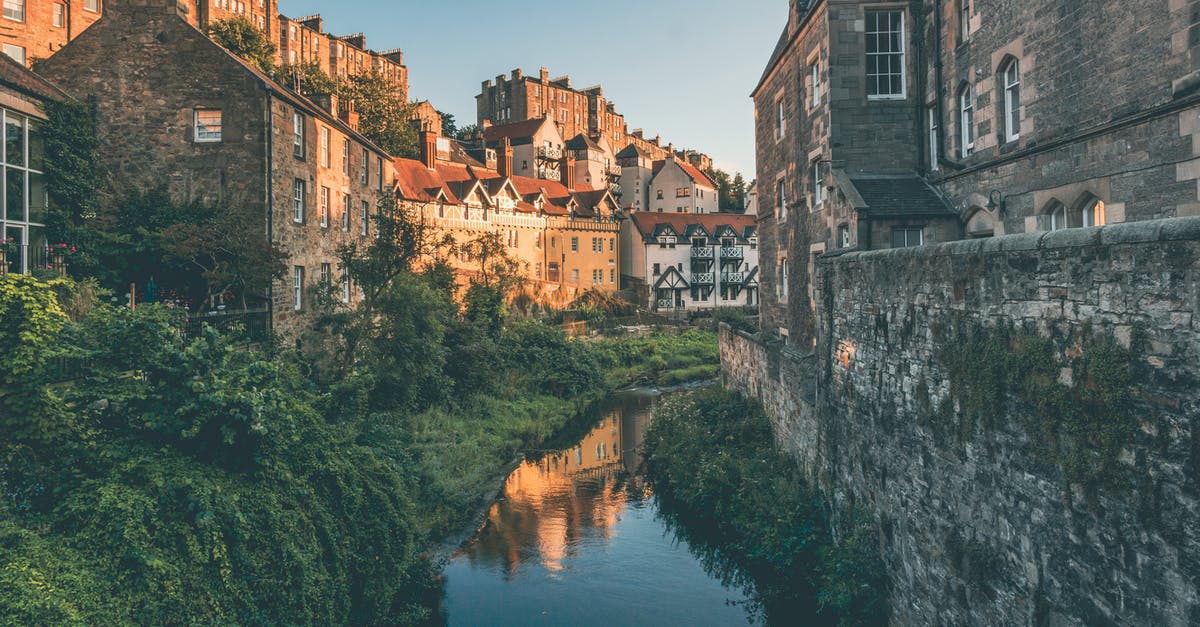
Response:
[455,124,481,141]
[461,232,524,333]
[438,110,457,138]
[207,17,277,75]
[41,98,102,276]
[279,62,338,98]
[338,72,419,159]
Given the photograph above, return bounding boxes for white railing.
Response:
[691,272,714,284]
[691,246,714,259]
[656,298,674,309]
[722,272,746,284]
[538,167,562,181]
[721,247,744,259]
[537,145,563,160]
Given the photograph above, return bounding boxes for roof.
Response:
[652,158,715,189]
[751,0,824,98]
[849,174,957,218]
[392,158,459,203]
[629,211,757,243]
[566,133,601,151]
[616,143,649,159]
[0,54,66,102]
[483,117,549,146]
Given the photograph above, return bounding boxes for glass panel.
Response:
[6,114,23,166]
[6,167,23,222]
[28,171,45,224]
[6,224,22,273]
[27,119,42,171]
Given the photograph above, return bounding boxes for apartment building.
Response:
[478,68,624,146]
[0,54,67,275]
[482,117,565,182]
[395,130,621,305]
[621,212,758,312]
[0,0,102,66]
[276,14,407,102]
[755,0,1200,346]
[38,0,392,339]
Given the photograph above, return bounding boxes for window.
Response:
[53,3,64,27]
[342,139,350,174]
[1047,202,1066,230]
[776,178,786,220]
[293,112,305,159]
[342,194,351,231]
[3,0,24,22]
[361,200,369,236]
[779,257,788,300]
[927,105,939,171]
[571,237,578,252]
[866,10,906,99]
[2,44,24,65]
[571,268,579,284]
[958,0,971,44]
[656,189,663,200]
[193,109,221,142]
[811,161,824,206]
[320,127,330,167]
[320,262,331,285]
[610,269,615,283]
[319,187,330,227]
[361,148,369,185]
[958,84,975,157]
[293,179,306,222]
[377,157,383,190]
[292,266,305,311]
[1002,59,1021,143]
[838,224,850,248]
[775,97,786,139]
[653,263,661,276]
[891,227,924,248]
[1080,199,1106,227]
[609,238,614,252]
[810,61,820,107]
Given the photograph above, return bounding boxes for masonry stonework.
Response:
[722,216,1200,625]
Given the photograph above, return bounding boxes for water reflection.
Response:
[443,391,756,626]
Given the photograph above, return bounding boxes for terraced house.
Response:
[755,0,1200,346]
[38,0,392,339]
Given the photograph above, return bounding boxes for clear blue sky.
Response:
[279,0,787,179]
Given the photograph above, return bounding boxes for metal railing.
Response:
[182,308,270,342]
[1,245,63,276]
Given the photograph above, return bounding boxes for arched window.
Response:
[1044,200,1066,231]
[958,83,975,158]
[965,206,995,237]
[1076,196,1106,227]
[1001,58,1020,143]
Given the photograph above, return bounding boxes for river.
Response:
[439,390,759,626]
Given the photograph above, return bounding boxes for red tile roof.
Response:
[393,158,459,203]
[482,117,550,145]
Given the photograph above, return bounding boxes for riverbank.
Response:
[642,388,889,626]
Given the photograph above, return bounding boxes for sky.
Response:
[278,0,788,179]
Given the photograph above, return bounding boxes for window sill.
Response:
[867,95,907,102]
[998,139,1020,154]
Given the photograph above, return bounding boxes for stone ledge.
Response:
[820,216,1200,265]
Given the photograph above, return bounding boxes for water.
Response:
[441,390,759,626]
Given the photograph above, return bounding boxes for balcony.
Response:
[656,298,675,310]
[720,247,744,260]
[605,164,622,178]
[538,167,562,182]
[721,271,746,285]
[537,145,563,160]
[608,183,622,196]
[691,272,714,285]
[691,246,714,259]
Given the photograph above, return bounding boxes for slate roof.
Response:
[849,174,956,218]
[628,211,757,243]
[483,117,548,147]
[565,133,601,151]
[616,143,650,159]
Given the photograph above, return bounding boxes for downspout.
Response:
[934,0,947,169]
[265,92,275,342]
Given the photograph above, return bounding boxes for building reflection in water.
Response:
[454,392,656,578]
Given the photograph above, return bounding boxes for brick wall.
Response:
[722,216,1200,624]
[1,0,102,66]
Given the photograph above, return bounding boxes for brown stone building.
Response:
[753,0,1200,346]
[276,14,407,102]
[0,0,103,66]
[38,0,392,339]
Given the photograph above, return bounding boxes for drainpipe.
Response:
[934,0,947,170]
[265,92,275,342]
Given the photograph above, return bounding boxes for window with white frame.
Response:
[53,3,64,27]
[361,200,369,236]
[811,161,825,206]
[293,179,305,222]
[342,138,350,174]
[891,227,924,248]
[810,60,821,107]
[292,266,305,310]
[3,0,24,22]
[341,194,350,231]
[958,0,971,44]
[361,148,369,185]
[779,257,788,300]
[2,44,24,65]
[866,10,905,98]
[1047,202,1066,230]
[1080,199,1106,227]
[319,187,329,227]
[193,109,222,142]
[342,274,351,303]
[320,262,331,285]
[292,111,305,158]
[320,127,330,167]
[775,97,786,139]
[927,105,939,171]
[958,84,975,157]
[776,178,787,220]
[1002,59,1021,143]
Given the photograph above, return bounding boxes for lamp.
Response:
[986,190,1006,217]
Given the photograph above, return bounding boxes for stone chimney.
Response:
[540,67,549,83]
[498,137,513,178]
[481,119,493,130]
[341,100,360,131]
[562,156,576,190]
[104,0,186,20]
[313,93,338,117]
[420,131,437,169]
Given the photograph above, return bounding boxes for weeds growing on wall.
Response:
[643,388,889,625]
[937,323,1139,488]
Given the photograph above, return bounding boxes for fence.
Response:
[182,308,270,343]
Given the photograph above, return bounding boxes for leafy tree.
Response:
[338,72,419,158]
[41,98,103,275]
[455,123,481,140]
[279,61,338,97]
[461,231,524,333]
[438,110,457,138]
[207,17,277,75]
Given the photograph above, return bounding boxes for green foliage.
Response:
[338,72,418,159]
[591,329,720,388]
[938,324,1138,486]
[0,274,67,387]
[438,110,457,138]
[281,61,339,96]
[40,98,102,276]
[644,388,889,625]
[207,17,277,75]
[704,167,749,213]
[709,306,759,334]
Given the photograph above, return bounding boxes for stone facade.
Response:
[754,0,1200,348]
[0,0,102,66]
[276,14,407,103]
[37,0,390,340]
[721,216,1200,625]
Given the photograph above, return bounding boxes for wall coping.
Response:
[818,216,1200,264]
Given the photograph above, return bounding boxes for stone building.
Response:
[38,0,392,339]
[276,14,407,102]
[482,117,565,183]
[0,54,67,275]
[753,0,1200,346]
[0,0,103,66]
[621,211,758,312]
[477,68,627,149]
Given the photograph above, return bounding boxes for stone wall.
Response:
[721,216,1200,625]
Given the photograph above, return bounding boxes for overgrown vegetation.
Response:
[937,323,1139,487]
[591,329,721,388]
[643,388,889,626]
